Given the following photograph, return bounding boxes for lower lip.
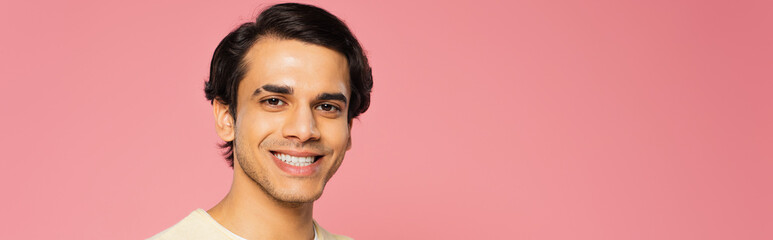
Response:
[271,153,322,177]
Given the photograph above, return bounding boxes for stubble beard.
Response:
[234,138,327,207]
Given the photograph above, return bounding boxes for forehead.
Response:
[240,38,350,98]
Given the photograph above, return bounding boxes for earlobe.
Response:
[213,100,235,142]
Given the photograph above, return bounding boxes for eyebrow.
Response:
[316,92,347,105]
[251,84,346,104]
[252,84,293,97]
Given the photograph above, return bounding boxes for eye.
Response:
[262,98,286,106]
[316,103,340,112]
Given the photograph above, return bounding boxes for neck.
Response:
[207,165,315,240]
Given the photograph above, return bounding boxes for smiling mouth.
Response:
[271,151,322,167]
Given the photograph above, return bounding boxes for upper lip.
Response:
[270,149,323,157]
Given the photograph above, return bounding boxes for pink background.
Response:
[1,0,771,239]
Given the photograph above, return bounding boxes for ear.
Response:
[346,122,352,150]
[213,100,235,142]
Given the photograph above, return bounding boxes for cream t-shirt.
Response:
[148,209,352,240]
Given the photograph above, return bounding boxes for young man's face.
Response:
[221,38,351,203]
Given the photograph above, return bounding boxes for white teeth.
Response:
[273,152,315,166]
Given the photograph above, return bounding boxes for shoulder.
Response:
[148,209,234,240]
[314,220,354,240]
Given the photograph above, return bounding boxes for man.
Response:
[149,3,372,240]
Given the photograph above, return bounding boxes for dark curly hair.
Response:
[204,3,373,167]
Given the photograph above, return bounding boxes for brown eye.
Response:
[262,98,286,106]
[316,103,339,112]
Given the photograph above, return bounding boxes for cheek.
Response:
[320,120,350,149]
[237,110,284,145]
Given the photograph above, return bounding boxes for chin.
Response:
[246,169,327,204]
[268,185,325,204]
[234,143,336,204]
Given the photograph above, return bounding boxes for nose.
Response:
[282,105,320,143]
